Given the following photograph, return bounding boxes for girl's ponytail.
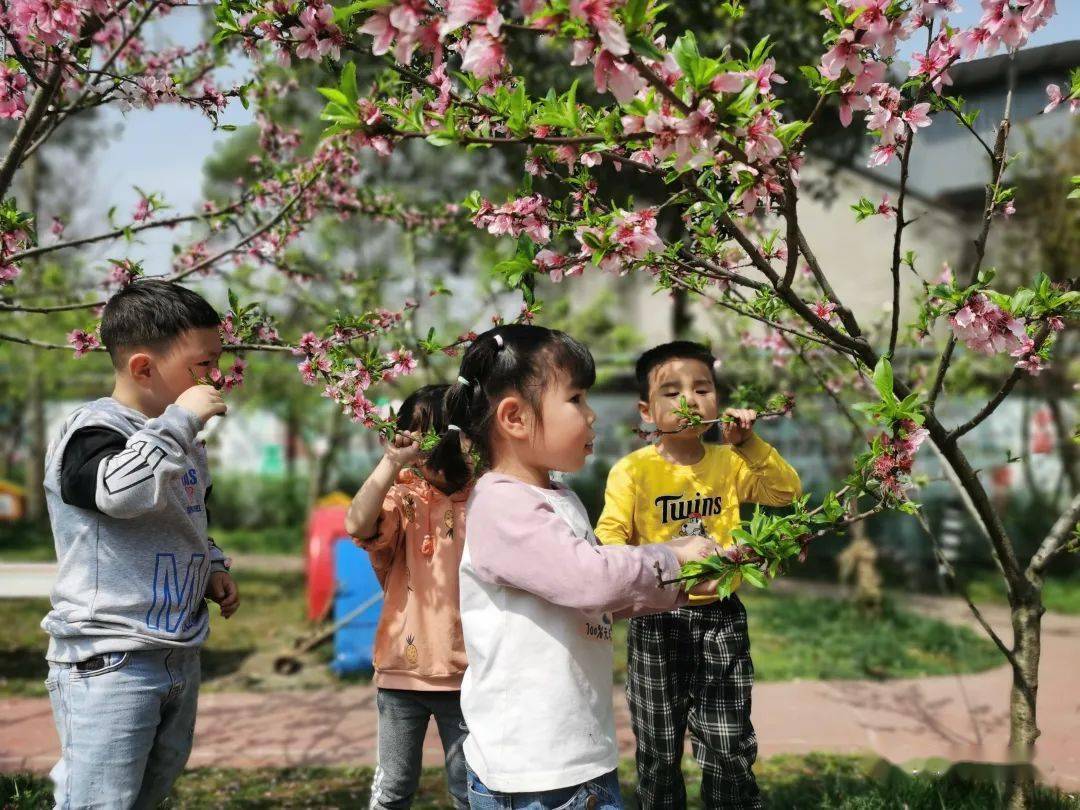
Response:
[427,375,475,490]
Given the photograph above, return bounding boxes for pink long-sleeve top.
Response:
[458,471,686,792]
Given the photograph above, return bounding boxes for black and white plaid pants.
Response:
[626,595,762,809]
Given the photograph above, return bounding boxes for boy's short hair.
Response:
[100,280,220,368]
[635,341,717,400]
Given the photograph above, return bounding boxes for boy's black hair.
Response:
[429,324,595,470]
[397,384,470,494]
[635,340,717,400]
[100,280,220,368]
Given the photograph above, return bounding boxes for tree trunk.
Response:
[305,406,346,513]
[24,360,46,521]
[1004,593,1043,810]
[1046,394,1078,497]
[22,151,46,522]
[672,286,691,339]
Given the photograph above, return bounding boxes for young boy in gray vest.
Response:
[41,279,240,808]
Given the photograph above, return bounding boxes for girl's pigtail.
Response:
[427,375,475,492]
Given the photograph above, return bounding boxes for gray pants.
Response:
[370,688,468,810]
[46,648,200,810]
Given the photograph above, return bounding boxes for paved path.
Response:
[4,586,1079,792]
[0,563,56,598]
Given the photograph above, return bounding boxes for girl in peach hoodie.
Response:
[346,384,472,810]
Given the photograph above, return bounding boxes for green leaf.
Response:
[872,357,894,402]
[628,33,666,62]
[747,35,771,68]
[622,0,650,33]
[317,87,350,106]
[425,133,457,147]
[341,62,358,104]
[493,255,534,284]
[774,120,811,147]
[333,0,392,24]
[740,564,767,588]
[672,31,703,80]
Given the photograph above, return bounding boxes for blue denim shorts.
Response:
[465,765,623,810]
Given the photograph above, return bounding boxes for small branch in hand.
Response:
[635,405,793,440]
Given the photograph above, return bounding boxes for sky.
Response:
[66,5,1080,274]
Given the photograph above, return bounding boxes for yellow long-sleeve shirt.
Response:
[595,434,802,598]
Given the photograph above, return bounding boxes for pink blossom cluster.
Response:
[219,310,281,347]
[3,3,231,125]
[385,348,418,380]
[107,259,141,289]
[0,225,31,286]
[336,363,379,425]
[1010,316,1063,376]
[1044,83,1079,115]
[948,293,1026,356]
[209,358,247,392]
[472,194,552,243]
[740,329,791,368]
[0,64,28,120]
[6,0,100,48]
[1011,337,1045,376]
[572,42,645,103]
[291,305,416,423]
[908,29,959,94]
[970,0,1058,53]
[359,0,440,66]
[871,418,928,499]
[622,100,722,171]
[132,197,154,223]
[173,241,211,275]
[810,300,837,322]
[0,261,21,285]
[569,0,629,56]
[67,329,101,358]
[220,314,244,346]
[576,207,664,275]
[289,2,345,61]
[533,249,586,283]
[458,28,506,79]
[353,0,632,82]
[823,0,1058,166]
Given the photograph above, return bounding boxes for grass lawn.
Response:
[3,754,1078,809]
[966,572,1080,615]
[0,524,306,562]
[0,569,1003,699]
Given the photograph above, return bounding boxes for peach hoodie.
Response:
[357,468,471,690]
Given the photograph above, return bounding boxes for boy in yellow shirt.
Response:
[596,341,801,810]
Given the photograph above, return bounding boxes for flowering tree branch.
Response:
[1026,492,1080,581]
[948,324,1053,442]
[6,199,249,265]
[0,61,64,198]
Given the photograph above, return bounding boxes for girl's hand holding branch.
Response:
[383,430,423,470]
[345,431,422,540]
[665,534,718,566]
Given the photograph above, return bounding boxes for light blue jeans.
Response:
[465,765,623,810]
[46,647,201,810]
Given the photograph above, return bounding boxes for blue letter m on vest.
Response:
[146,553,207,633]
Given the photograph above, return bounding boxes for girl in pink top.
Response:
[430,325,716,810]
[346,384,473,810]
